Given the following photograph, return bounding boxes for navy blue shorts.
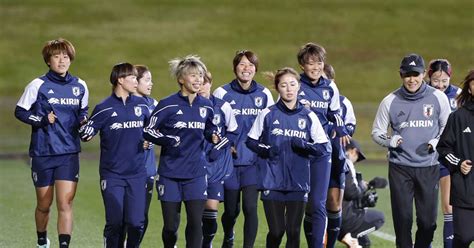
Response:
[156,175,207,202]
[329,169,346,189]
[224,165,258,190]
[439,164,450,179]
[261,189,308,202]
[207,180,224,201]
[100,176,147,227]
[31,153,79,187]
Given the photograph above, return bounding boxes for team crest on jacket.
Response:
[254,97,263,107]
[298,118,306,130]
[199,107,207,118]
[72,87,80,96]
[450,98,457,109]
[101,180,107,191]
[423,104,434,118]
[322,90,330,100]
[158,184,165,196]
[134,106,142,117]
[212,114,221,125]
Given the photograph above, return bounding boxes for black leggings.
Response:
[263,200,306,248]
[161,200,205,248]
[221,185,259,248]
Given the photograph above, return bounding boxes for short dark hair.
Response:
[135,65,150,81]
[110,62,137,86]
[42,38,75,64]
[297,42,326,65]
[233,50,259,74]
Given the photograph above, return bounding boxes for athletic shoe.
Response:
[37,238,50,248]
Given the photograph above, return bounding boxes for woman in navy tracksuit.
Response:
[79,63,150,248]
[15,38,88,248]
[198,71,239,248]
[246,67,329,248]
[143,55,218,248]
[426,59,460,248]
[437,70,474,248]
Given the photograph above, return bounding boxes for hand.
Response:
[340,135,351,147]
[231,146,238,159]
[78,125,94,141]
[341,233,361,248]
[47,111,57,124]
[211,133,221,144]
[427,144,434,153]
[460,160,472,175]
[143,141,154,150]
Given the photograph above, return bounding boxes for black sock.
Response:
[59,234,71,248]
[202,209,218,248]
[37,231,47,245]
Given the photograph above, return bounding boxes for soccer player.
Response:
[437,70,474,248]
[426,59,460,248]
[372,53,451,247]
[323,64,357,248]
[143,55,218,248]
[14,38,88,248]
[198,71,239,248]
[246,67,329,248]
[133,65,158,244]
[213,50,274,248]
[79,62,150,248]
[296,43,349,248]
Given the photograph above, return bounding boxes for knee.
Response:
[267,228,285,241]
[104,223,123,235]
[286,228,301,241]
[242,202,257,216]
[36,205,51,214]
[57,200,73,213]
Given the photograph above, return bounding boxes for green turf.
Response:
[1,159,446,247]
[1,0,473,155]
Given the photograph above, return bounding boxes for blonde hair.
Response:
[169,55,207,82]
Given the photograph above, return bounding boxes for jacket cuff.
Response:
[389,135,402,148]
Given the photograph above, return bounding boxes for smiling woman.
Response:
[14,38,89,248]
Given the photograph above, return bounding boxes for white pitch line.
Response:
[372,231,396,242]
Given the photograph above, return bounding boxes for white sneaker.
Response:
[37,238,50,248]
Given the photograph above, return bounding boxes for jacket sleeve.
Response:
[437,113,463,172]
[297,112,330,157]
[372,94,400,148]
[14,105,50,128]
[78,79,89,124]
[246,108,276,158]
[143,102,180,147]
[342,97,357,136]
[429,91,451,149]
[79,104,110,142]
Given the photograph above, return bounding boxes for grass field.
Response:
[1,158,447,247]
[1,0,473,156]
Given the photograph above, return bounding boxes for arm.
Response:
[78,105,110,142]
[371,94,401,148]
[263,88,275,107]
[327,81,349,138]
[436,114,463,172]
[291,112,330,157]
[245,108,277,158]
[143,103,180,147]
[77,79,89,125]
[14,106,50,127]
[429,91,451,151]
[342,97,357,136]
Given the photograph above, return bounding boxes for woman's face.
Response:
[48,52,71,76]
[301,56,324,82]
[137,71,153,96]
[430,71,450,92]
[198,80,211,98]
[235,56,256,84]
[469,80,474,97]
[179,70,203,95]
[277,73,300,103]
[119,75,138,94]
